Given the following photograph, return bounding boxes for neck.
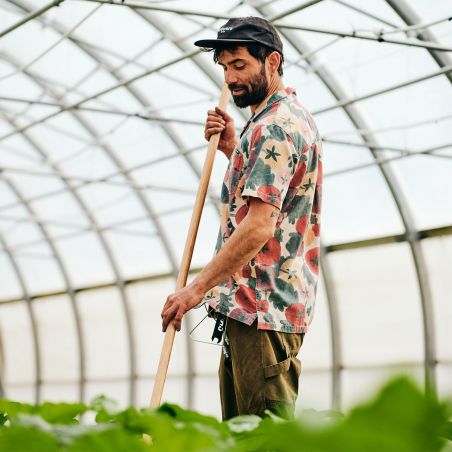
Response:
[250,75,284,114]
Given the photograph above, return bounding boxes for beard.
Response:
[229,65,269,109]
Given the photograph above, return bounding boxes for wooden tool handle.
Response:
[150,83,230,408]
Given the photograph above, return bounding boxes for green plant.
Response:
[0,377,450,451]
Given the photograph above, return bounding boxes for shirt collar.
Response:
[250,86,296,121]
[239,87,296,138]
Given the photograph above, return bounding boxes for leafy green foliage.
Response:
[0,377,450,451]
[0,424,60,452]
[0,400,88,424]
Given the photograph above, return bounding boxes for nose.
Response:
[224,68,238,86]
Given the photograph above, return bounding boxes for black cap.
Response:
[194,17,283,55]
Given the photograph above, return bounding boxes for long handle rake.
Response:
[150,83,230,409]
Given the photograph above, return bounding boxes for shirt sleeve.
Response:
[242,123,297,210]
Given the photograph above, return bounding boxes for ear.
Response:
[267,51,281,75]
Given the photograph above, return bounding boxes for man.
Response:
[161,16,322,420]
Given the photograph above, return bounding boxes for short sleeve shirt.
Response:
[203,87,322,334]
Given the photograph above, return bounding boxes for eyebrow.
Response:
[219,58,247,67]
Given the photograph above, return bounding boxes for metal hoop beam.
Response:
[0,228,42,402]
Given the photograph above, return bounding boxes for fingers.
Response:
[205,110,225,141]
[162,307,184,332]
[207,108,233,126]
[204,106,236,143]
[204,126,224,141]
[173,307,184,332]
[207,109,225,122]
[161,308,177,333]
[161,296,185,332]
[215,107,233,122]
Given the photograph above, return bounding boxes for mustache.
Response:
[228,84,247,92]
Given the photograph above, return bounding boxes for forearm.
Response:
[190,202,277,296]
[161,200,278,331]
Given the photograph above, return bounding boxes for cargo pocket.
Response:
[263,357,292,378]
[263,355,301,398]
[261,328,303,421]
[263,355,301,419]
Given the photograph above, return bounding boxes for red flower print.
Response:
[312,223,320,237]
[233,153,244,171]
[305,247,319,275]
[257,185,281,206]
[235,285,256,312]
[285,303,306,328]
[242,264,252,278]
[235,204,248,224]
[290,161,307,188]
[317,157,322,185]
[251,124,262,143]
[256,238,281,266]
[312,187,322,214]
[257,299,269,312]
[229,308,243,318]
[295,215,309,235]
[258,321,273,330]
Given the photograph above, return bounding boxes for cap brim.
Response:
[194,38,256,48]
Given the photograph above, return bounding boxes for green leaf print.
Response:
[307,144,318,173]
[302,178,315,192]
[288,152,298,170]
[215,231,223,252]
[292,132,305,152]
[287,195,312,224]
[241,136,250,158]
[279,320,295,333]
[282,117,294,129]
[220,182,229,203]
[246,159,275,190]
[265,145,281,162]
[302,262,316,286]
[269,278,298,311]
[285,232,302,257]
[262,312,276,328]
[219,292,234,311]
[267,124,286,142]
[274,228,284,243]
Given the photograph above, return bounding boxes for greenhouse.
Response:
[0,0,451,449]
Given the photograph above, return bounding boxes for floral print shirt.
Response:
[203,87,322,334]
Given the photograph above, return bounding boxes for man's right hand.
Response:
[204,107,237,159]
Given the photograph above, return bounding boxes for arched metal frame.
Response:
[0,0,450,409]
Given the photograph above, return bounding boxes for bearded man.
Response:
[161,16,322,420]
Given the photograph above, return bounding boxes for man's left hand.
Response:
[161,283,204,332]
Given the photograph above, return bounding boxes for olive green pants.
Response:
[219,318,304,420]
